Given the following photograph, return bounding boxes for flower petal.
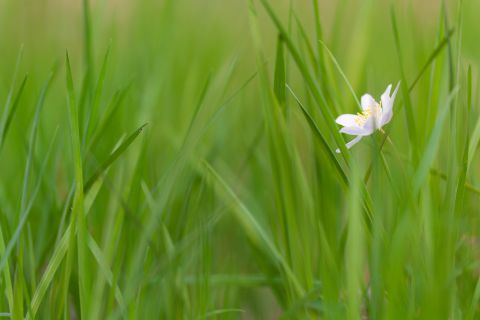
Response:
[335,114,358,127]
[335,135,363,153]
[361,94,376,110]
[381,82,400,125]
[381,84,392,104]
[340,126,369,136]
[360,116,376,135]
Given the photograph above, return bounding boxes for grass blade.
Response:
[274,34,286,107]
[412,87,459,196]
[84,42,112,144]
[0,46,24,149]
[86,233,126,310]
[286,84,347,185]
[391,5,418,159]
[408,29,454,91]
[0,75,28,151]
[319,40,361,110]
[257,0,352,159]
[64,51,88,318]
[83,123,148,192]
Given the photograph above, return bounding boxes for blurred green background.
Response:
[0,0,480,319]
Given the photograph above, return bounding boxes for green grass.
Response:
[1,0,480,318]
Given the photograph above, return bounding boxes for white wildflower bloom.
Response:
[335,83,400,153]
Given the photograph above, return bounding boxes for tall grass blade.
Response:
[412,88,459,196]
[0,75,28,151]
[84,123,148,192]
[274,35,286,107]
[64,51,88,318]
[390,6,418,159]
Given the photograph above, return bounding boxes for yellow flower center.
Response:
[354,103,382,126]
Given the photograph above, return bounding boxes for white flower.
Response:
[335,83,400,153]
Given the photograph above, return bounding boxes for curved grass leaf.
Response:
[0,75,28,151]
[319,40,361,110]
[286,84,347,185]
[84,123,148,192]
